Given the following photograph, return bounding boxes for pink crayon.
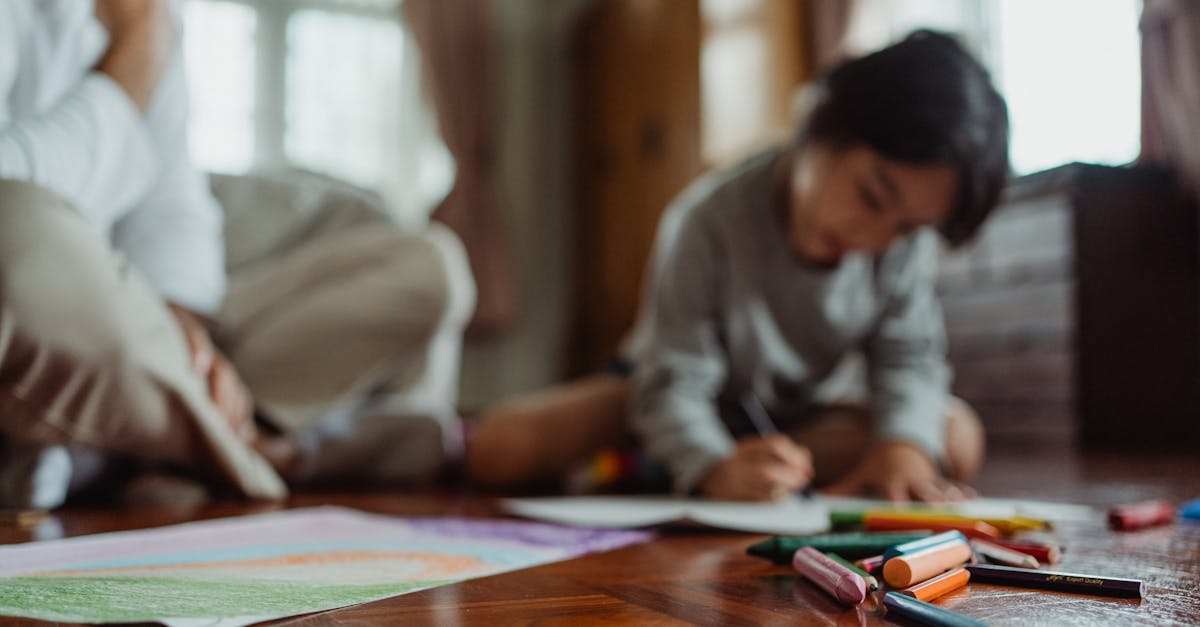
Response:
[793,546,868,605]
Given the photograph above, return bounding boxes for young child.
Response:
[468,30,1008,502]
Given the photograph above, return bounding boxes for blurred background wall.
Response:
[179,0,1200,449]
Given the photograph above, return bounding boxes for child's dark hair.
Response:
[798,30,1009,247]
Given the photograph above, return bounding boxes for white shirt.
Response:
[0,0,225,315]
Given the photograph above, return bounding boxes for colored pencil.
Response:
[965,563,1145,598]
[883,539,974,588]
[747,531,933,564]
[792,547,868,605]
[883,591,988,627]
[1108,500,1175,531]
[900,567,970,602]
[970,539,1040,568]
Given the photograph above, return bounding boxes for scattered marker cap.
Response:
[1108,500,1175,531]
[1181,497,1200,521]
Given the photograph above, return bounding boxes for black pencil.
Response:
[965,563,1146,598]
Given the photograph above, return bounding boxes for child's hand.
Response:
[698,435,813,501]
[824,440,975,503]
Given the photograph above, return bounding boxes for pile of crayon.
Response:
[745,499,1191,627]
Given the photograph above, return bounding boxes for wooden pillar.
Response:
[568,0,703,374]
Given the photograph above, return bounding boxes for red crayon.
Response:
[1108,500,1175,531]
[989,539,1061,565]
[854,554,884,575]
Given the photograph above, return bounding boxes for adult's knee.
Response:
[367,223,476,339]
[422,222,476,333]
[0,180,137,371]
[0,180,85,272]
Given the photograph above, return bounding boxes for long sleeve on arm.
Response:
[111,38,226,315]
[0,73,159,231]
[629,190,734,494]
[864,231,951,462]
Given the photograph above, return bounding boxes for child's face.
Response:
[787,145,958,265]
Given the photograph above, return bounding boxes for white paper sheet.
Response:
[500,494,1096,534]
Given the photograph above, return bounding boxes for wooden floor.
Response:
[1,444,1198,626]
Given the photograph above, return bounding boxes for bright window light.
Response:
[182,0,257,174]
[822,0,1144,176]
[284,10,406,192]
[995,0,1142,174]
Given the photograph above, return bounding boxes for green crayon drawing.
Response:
[0,575,447,623]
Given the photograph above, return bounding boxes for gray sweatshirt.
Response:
[626,149,950,493]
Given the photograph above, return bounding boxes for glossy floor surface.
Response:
[1,445,1197,626]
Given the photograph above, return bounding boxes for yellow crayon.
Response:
[852,510,1047,535]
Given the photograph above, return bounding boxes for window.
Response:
[993,0,1141,174]
[182,1,256,173]
[845,0,1143,175]
[182,0,453,226]
[700,0,805,166]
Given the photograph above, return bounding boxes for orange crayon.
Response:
[882,539,973,588]
[900,567,970,602]
[863,514,1002,540]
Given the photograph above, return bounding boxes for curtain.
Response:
[404,0,516,336]
[1140,0,1200,196]
[807,0,864,75]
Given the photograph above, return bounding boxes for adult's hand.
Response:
[94,0,174,111]
[168,303,256,442]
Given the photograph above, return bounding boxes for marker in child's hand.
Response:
[740,392,779,437]
[740,392,814,498]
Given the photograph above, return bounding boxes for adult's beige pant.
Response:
[0,175,473,499]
